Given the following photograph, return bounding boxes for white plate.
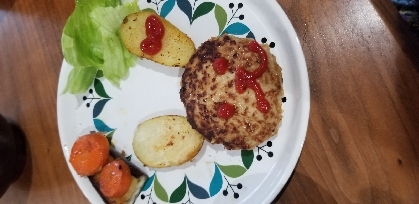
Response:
[57,0,309,203]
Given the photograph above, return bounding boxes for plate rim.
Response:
[56,0,310,203]
[257,0,310,202]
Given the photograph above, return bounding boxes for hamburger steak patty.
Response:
[180,34,284,150]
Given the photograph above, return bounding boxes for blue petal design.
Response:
[160,0,176,18]
[93,118,114,132]
[93,99,110,118]
[209,163,223,197]
[176,0,192,23]
[142,173,155,192]
[186,176,210,199]
[221,22,250,35]
[246,31,255,39]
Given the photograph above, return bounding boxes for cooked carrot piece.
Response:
[98,158,132,198]
[69,132,109,176]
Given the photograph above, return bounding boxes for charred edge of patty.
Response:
[223,137,251,150]
[180,36,235,138]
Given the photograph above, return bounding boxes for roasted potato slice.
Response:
[120,11,195,67]
[132,115,204,168]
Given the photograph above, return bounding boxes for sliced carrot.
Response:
[98,158,132,198]
[69,132,109,176]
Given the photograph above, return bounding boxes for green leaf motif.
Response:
[241,150,254,169]
[192,2,215,23]
[105,130,115,145]
[214,4,227,34]
[154,175,169,202]
[216,163,247,178]
[169,176,187,203]
[94,79,111,98]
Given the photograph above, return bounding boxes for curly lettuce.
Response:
[61,0,140,94]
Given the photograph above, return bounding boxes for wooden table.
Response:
[1,0,419,203]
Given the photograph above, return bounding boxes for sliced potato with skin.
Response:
[133,115,204,168]
[120,11,195,67]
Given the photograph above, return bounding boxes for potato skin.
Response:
[120,11,195,67]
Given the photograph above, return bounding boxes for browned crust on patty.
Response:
[180,34,284,150]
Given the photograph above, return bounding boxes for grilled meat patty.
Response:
[180,34,284,150]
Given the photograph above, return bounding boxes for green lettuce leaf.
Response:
[90,1,140,87]
[61,0,139,94]
[62,0,120,68]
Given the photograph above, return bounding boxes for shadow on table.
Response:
[370,0,419,72]
[0,0,17,22]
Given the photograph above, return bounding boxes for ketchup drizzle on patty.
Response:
[235,40,270,113]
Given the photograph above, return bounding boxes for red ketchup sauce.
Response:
[213,57,235,119]
[217,103,235,119]
[212,57,229,75]
[214,40,269,119]
[140,15,165,55]
[235,40,270,113]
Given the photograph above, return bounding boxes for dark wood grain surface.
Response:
[1,0,419,203]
